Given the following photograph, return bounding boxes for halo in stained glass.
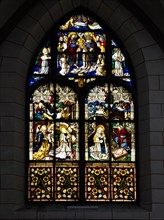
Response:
[57,53,106,77]
[29,121,54,160]
[57,30,106,78]
[57,31,106,53]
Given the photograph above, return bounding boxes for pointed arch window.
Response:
[27,13,136,203]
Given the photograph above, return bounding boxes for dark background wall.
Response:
[0,0,164,219]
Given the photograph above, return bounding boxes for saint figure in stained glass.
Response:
[89,125,108,160]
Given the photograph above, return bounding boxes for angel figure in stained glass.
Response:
[56,124,73,160]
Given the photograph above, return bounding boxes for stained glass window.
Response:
[27,14,136,203]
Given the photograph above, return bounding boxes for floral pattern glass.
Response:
[28,163,53,201]
[55,165,79,201]
[111,164,136,201]
[85,165,110,201]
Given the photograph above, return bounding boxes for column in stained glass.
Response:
[85,163,110,201]
[28,163,53,201]
[111,163,136,201]
[55,163,79,201]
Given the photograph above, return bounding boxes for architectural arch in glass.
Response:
[27,13,136,203]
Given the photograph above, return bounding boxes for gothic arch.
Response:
[0,0,163,219]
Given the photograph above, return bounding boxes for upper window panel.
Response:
[57,32,106,77]
[29,42,51,86]
[59,15,103,31]
[28,15,133,88]
[111,39,132,86]
[57,14,106,85]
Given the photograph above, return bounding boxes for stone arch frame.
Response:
[0,0,163,219]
